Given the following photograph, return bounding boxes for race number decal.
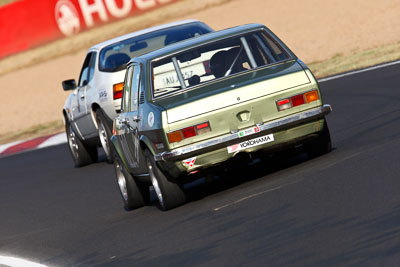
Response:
[148,112,154,127]
[99,90,108,101]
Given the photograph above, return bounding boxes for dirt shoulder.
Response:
[0,0,399,142]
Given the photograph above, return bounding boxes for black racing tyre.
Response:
[96,109,114,163]
[306,120,332,159]
[66,120,98,167]
[145,149,186,211]
[114,153,149,210]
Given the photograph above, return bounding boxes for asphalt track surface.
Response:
[1,64,400,266]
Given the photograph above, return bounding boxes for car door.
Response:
[118,63,147,174]
[74,52,97,137]
[70,54,89,127]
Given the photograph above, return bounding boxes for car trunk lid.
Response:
[155,60,313,149]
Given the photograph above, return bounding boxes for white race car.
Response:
[62,20,213,167]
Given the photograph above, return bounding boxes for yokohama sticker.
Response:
[182,157,196,168]
[227,134,274,153]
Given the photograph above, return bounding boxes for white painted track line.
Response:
[318,60,400,83]
[37,133,67,149]
[0,255,48,267]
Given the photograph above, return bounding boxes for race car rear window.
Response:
[99,23,213,72]
[152,30,291,98]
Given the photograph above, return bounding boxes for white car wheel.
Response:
[68,124,80,160]
[65,120,98,167]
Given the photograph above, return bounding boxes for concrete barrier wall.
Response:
[0,0,178,59]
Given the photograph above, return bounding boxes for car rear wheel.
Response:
[66,120,98,167]
[114,153,149,210]
[145,149,186,211]
[96,109,114,163]
[306,120,332,158]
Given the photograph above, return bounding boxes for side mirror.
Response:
[62,79,77,91]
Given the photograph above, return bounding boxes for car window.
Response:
[98,22,213,72]
[121,66,133,112]
[130,63,141,112]
[87,52,97,83]
[152,30,291,98]
[78,52,95,86]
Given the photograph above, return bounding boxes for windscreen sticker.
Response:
[183,157,196,168]
[99,90,108,102]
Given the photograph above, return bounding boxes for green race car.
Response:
[111,23,332,211]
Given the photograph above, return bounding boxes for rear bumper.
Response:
[155,104,332,162]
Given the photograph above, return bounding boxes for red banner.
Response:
[0,0,178,59]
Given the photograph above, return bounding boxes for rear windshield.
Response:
[152,30,291,98]
[99,23,213,72]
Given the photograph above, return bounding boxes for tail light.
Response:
[291,94,305,107]
[276,90,319,111]
[277,99,291,111]
[167,121,211,144]
[203,60,211,74]
[113,82,124,100]
[182,126,196,138]
[304,90,319,103]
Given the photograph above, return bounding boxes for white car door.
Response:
[74,52,97,137]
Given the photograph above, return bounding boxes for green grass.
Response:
[308,41,400,78]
